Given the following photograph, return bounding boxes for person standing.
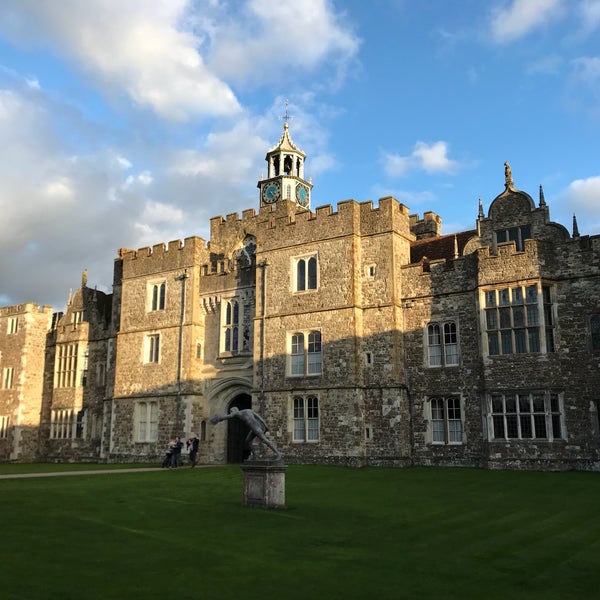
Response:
[187,434,199,467]
[170,436,183,468]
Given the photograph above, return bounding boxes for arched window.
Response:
[224,300,239,352]
[294,255,318,292]
[150,281,166,311]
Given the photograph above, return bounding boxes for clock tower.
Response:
[258,121,312,209]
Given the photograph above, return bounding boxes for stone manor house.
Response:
[1,124,600,470]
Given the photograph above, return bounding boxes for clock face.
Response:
[296,184,309,207]
[262,182,281,204]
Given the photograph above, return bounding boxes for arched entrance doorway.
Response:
[226,393,252,463]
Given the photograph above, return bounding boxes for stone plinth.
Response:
[240,461,287,509]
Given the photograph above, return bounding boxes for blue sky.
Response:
[1,0,599,308]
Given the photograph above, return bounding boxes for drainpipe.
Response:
[175,269,189,434]
[257,260,268,414]
[401,298,414,466]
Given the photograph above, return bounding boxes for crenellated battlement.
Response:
[409,210,442,239]
[207,196,415,254]
[0,303,53,315]
[118,235,208,261]
[118,236,209,278]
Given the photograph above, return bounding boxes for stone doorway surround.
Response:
[204,377,253,464]
[227,393,252,463]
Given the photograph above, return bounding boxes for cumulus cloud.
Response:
[0,1,355,307]
[553,175,600,235]
[0,0,241,120]
[566,175,600,209]
[207,0,360,86]
[489,0,564,43]
[383,142,461,177]
[0,0,360,119]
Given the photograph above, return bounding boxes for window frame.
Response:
[429,396,463,445]
[293,253,319,293]
[55,343,79,388]
[144,333,161,364]
[287,330,322,377]
[50,409,74,439]
[134,401,159,442]
[72,310,85,324]
[0,415,9,438]
[426,320,460,367]
[495,225,532,252]
[292,395,320,442]
[486,391,564,441]
[219,294,254,357]
[482,283,556,357]
[7,317,18,335]
[2,367,14,389]
[148,281,166,312]
[96,362,106,387]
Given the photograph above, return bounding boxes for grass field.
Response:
[0,465,598,600]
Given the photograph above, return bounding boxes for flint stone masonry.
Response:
[1,129,599,471]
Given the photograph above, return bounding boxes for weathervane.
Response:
[279,99,293,127]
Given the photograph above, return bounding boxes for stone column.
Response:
[240,461,287,509]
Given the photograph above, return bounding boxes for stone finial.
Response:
[504,162,514,189]
[573,214,580,238]
[82,268,88,287]
[453,234,459,259]
[539,185,546,207]
[478,197,484,218]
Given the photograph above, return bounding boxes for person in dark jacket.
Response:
[187,434,199,467]
[170,436,184,468]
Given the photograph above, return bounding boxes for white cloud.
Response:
[207,0,360,86]
[490,0,564,43]
[566,175,600,209]
[383,142,461,177]
[0,0,241,121]
[579,0,600,32]
[0,0,360,120]
[555,175,600,235]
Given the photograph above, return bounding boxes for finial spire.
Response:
[478,197,484,218]
[573,214,580,238]
[504,162,514,189]
[539,185,546,207]
[453,234,459,259]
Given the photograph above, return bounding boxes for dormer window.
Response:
[495,225,531,252]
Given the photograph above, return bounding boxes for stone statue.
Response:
[210,407,283,461]
[504,162,513,188]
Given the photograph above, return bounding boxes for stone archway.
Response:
[226,393,252,463]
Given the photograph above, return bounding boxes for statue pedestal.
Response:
[240,461,287,509]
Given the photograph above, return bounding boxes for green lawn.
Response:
[0,465,598,600]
